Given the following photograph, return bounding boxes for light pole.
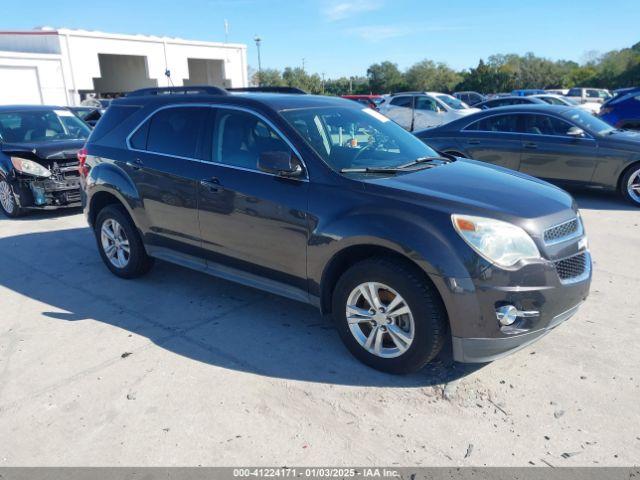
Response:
[254,35,262,86]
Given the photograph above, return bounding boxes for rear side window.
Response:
[390,96,412,108]
[145,107,209,158]
[90,105,140,143]
[466,114,520,132]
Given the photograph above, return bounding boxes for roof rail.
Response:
[126,85,228,97]
[390,91,425,97]
[227,86,307,94]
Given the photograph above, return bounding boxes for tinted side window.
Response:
[521,114,573,136]
[466,114,520,132]
[146,107,209,158]
[415,97,438,111]
[567,88,581,96]
[213,109,291,170]
[390,96,412,108]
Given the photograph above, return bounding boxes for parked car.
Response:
[0,105,90,217]
[531,94,601,114]
[341,95,383,110]
[69,106,104,128]
[612,87,640,97]
[415,104,640,206]
[453,91,487,106]
[566,88,612,104]
[599,90,640,130]
[512,89,547,96]
[81,86,590,373]
[545,89,569,96]
[476,96,547,109]
[378,91,479,131]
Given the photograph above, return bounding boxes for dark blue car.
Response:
[600,88,640,130]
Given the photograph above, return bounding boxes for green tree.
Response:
[404,60,462,92]
[366,61,405,93]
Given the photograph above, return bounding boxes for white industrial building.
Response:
[0,28,248,106]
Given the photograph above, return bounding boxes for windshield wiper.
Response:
[396,156,453,169]
[340,166,403,174]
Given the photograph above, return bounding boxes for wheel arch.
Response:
[617,159,640,191]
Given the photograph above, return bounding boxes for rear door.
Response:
[459,113,523,170]
[196,106,310,295]
[381,95,414,129]
[127,105,211,258]
[518,113,599,182]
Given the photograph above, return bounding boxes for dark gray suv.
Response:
[80,86,591,374]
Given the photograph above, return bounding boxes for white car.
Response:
[378,92,480,131]
[531,94,601,115]
[565,87,612,105]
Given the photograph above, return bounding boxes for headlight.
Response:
[11,157,51,178]
[452,214,540,268]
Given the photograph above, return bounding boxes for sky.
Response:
[2,0,639,78]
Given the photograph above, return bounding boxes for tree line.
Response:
[253,41,640,95]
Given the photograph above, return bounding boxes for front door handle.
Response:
[524,142,538,150]
[200,177,222,192]
[125,158,143,170]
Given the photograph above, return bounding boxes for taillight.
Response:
[77,147,88,177]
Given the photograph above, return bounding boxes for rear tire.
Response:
[331,257,448,374]
[0,178,26,218]
[95,204,154,278]
[619,163,640,207]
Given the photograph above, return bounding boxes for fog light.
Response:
[496,305,518,326]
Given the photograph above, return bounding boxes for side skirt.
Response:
[146,245,318,307]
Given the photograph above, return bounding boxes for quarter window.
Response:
[213,109,292,170]
[146,107,209,158]
[466,114,520,133]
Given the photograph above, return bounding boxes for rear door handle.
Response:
[125,158,143,170]
[200,177,221,192]
[524,142,538,150]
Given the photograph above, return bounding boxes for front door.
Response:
[518,113,598,183]
[412,96,444,130]
[126,105,211,257]
[197,107,310,294]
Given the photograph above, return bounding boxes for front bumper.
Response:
[452,302,582,362]
[14,174,81,209]
[432,249,592,364]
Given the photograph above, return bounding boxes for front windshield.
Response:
[280,106,440,172]
[563,109,614,136]
[437,95,468,110]
[0,109,91,144]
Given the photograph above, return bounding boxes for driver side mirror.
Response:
[258,151,303,178]
[567,126,585,138]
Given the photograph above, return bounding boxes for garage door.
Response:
[0,66,43,105]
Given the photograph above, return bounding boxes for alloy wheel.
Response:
[627,169,640,204]
[100,218,130,268]
[345,282,415,358]
[0,180,15,214]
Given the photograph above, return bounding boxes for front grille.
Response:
[544,218,580,245]
[554,252,587,281]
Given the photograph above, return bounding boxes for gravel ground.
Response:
[0,189,638,466]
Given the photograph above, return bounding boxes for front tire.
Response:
[95,205,154,278]
[332,257,448,374]
[620,164,640,207]
[0,178,26,218]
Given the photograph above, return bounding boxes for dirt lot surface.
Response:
[0,189,638,466]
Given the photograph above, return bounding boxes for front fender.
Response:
[308,206,479,297]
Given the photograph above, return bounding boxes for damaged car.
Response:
[0,106,90,217]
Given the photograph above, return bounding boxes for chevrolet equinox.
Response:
[81,86,591,374]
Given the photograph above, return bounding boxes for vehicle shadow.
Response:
[0,207,83,221]
[0,226,483,388]
[568,187,637,211]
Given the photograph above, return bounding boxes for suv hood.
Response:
[364,159,575,222]
[1,140,84,166]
